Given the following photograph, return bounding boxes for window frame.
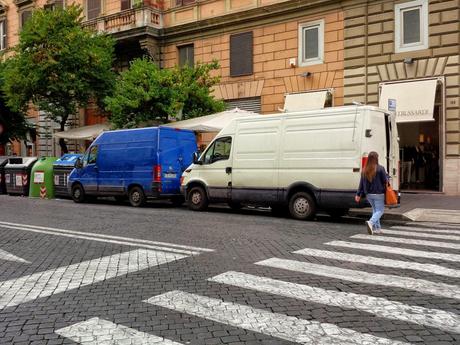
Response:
[298,19,324,67]
[87,146,98,165]
[395,0,429,53]
[86,0,102,20]
[0,19,6,51]
[230,31,253,77]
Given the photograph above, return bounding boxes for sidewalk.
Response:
[349,193,460,223]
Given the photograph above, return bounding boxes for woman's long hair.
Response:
[363,151,379,182]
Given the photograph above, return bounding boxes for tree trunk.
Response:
[59,120,68,154]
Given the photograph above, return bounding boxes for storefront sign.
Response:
[379,79,437,123]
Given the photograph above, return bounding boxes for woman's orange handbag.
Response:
[385,182,398,206]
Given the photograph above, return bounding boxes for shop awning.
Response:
[281,91,329,112]
[379,79,438,123]
[54,124,110,140]
[164,108,260,133]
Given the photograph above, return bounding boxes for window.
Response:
[395,0,428,53]
[230,31,253,77]
[87,0,101,20]
[121,0,141,10]
[20,10,32,27]
[0,20,6,51]
[88,146,98,165]
[175,0,195,6]
[203,137,232,164]
[178,44,194,67]
[298,20,324,66]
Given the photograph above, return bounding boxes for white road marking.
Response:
[381,229,460,241]
[407,222,460,230]
[55,317,184,344]
[0,249,30,264]
[210,271,460,334]
[256,258,460,300]
[294,248,460,278]
[391,225,460,235]
[327,241,460,262]
[0,249,186,309]
[0,223,202,256]
[0,220,214,254]
[351,234,460,250]
[145,290,409,345]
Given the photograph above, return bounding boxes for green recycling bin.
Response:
[29,157,58,199]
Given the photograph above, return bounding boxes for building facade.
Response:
[0,0,459,194]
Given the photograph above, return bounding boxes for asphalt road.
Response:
[0,195,459,345]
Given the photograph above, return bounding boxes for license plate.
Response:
[164,173,177,178]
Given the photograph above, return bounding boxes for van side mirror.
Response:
[193,152,202,165]
[74,158,83,169]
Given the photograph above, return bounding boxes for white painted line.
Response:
[0,249,30,264]
[327,241,460,263]
[0,220,214,253]
[0,224,200,256]
[391,225,460,235]
[210,271,460,334]
[56,317,184,344]
[145,290,409,345]
[406,222,460,230]
[0,249,186,309]
[378,229,460,241]
[255,258,460,300]
[294,248,460,278]
[350,234,460,250]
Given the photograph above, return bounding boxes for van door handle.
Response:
[225,167,232,174]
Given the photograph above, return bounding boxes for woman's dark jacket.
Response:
[357,165,388,197]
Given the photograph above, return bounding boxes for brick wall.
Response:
[163,10,344,114]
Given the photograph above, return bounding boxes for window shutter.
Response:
[1,20,6,50]
[230,31,253,77]
[54,0,64,9]
[176,0,195,5]
[87,0,101,20]
[21,11,32,27]
[121,0,130,10]
[178,44,194,67]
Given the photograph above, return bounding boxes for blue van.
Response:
[68,127,197,207]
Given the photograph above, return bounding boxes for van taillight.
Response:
[361,156,368,171]
[153,165,162,182]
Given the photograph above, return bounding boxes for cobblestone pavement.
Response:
[0,195,459,345]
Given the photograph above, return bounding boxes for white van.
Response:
[181,105,399,220]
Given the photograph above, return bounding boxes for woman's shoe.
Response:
[366,221,373,235]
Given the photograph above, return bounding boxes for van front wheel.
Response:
[71,184,86,203]
[129,186,146,207]
[289,192,316,220]
[187,186,208,211]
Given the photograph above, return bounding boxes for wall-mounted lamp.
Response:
[301,72,312,77]
[403,57,414,64]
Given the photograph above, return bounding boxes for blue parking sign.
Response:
[388,99,397,112]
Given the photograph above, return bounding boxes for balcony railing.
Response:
[82,6,162,35]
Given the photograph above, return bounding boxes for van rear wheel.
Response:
[289,192,316,220]
[187,186,208,211]
[128,186,146,207]
[71,184,86,203]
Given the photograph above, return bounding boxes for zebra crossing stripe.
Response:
[350,234,460,250]
[255,258,460,300]
[326,241,460,262]
[145,290,409,345]
[294,248,460,278]
[0,249,30,264]
[0,249,187,310]
[382,229,460,241]
[406,222,460,230]
[391,225,460,235]
[55,317,184,344]
[209,271,460,334]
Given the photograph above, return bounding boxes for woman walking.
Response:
[355,151,388,235]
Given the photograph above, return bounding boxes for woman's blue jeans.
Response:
[367,193,385,229]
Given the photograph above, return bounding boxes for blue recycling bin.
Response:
[53,154,82,198]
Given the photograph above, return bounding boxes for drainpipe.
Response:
[364,0,369,104]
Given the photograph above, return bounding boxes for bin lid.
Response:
[5,157,38,168]
[53,153,83,167]
[0,156,10,167]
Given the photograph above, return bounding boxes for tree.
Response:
[105,58,225,129]
[0,62,30,145]
[2,5,116,153]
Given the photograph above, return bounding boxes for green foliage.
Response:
[105,58,225,129]
[2,5,116,132]
[0,62,30,144]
